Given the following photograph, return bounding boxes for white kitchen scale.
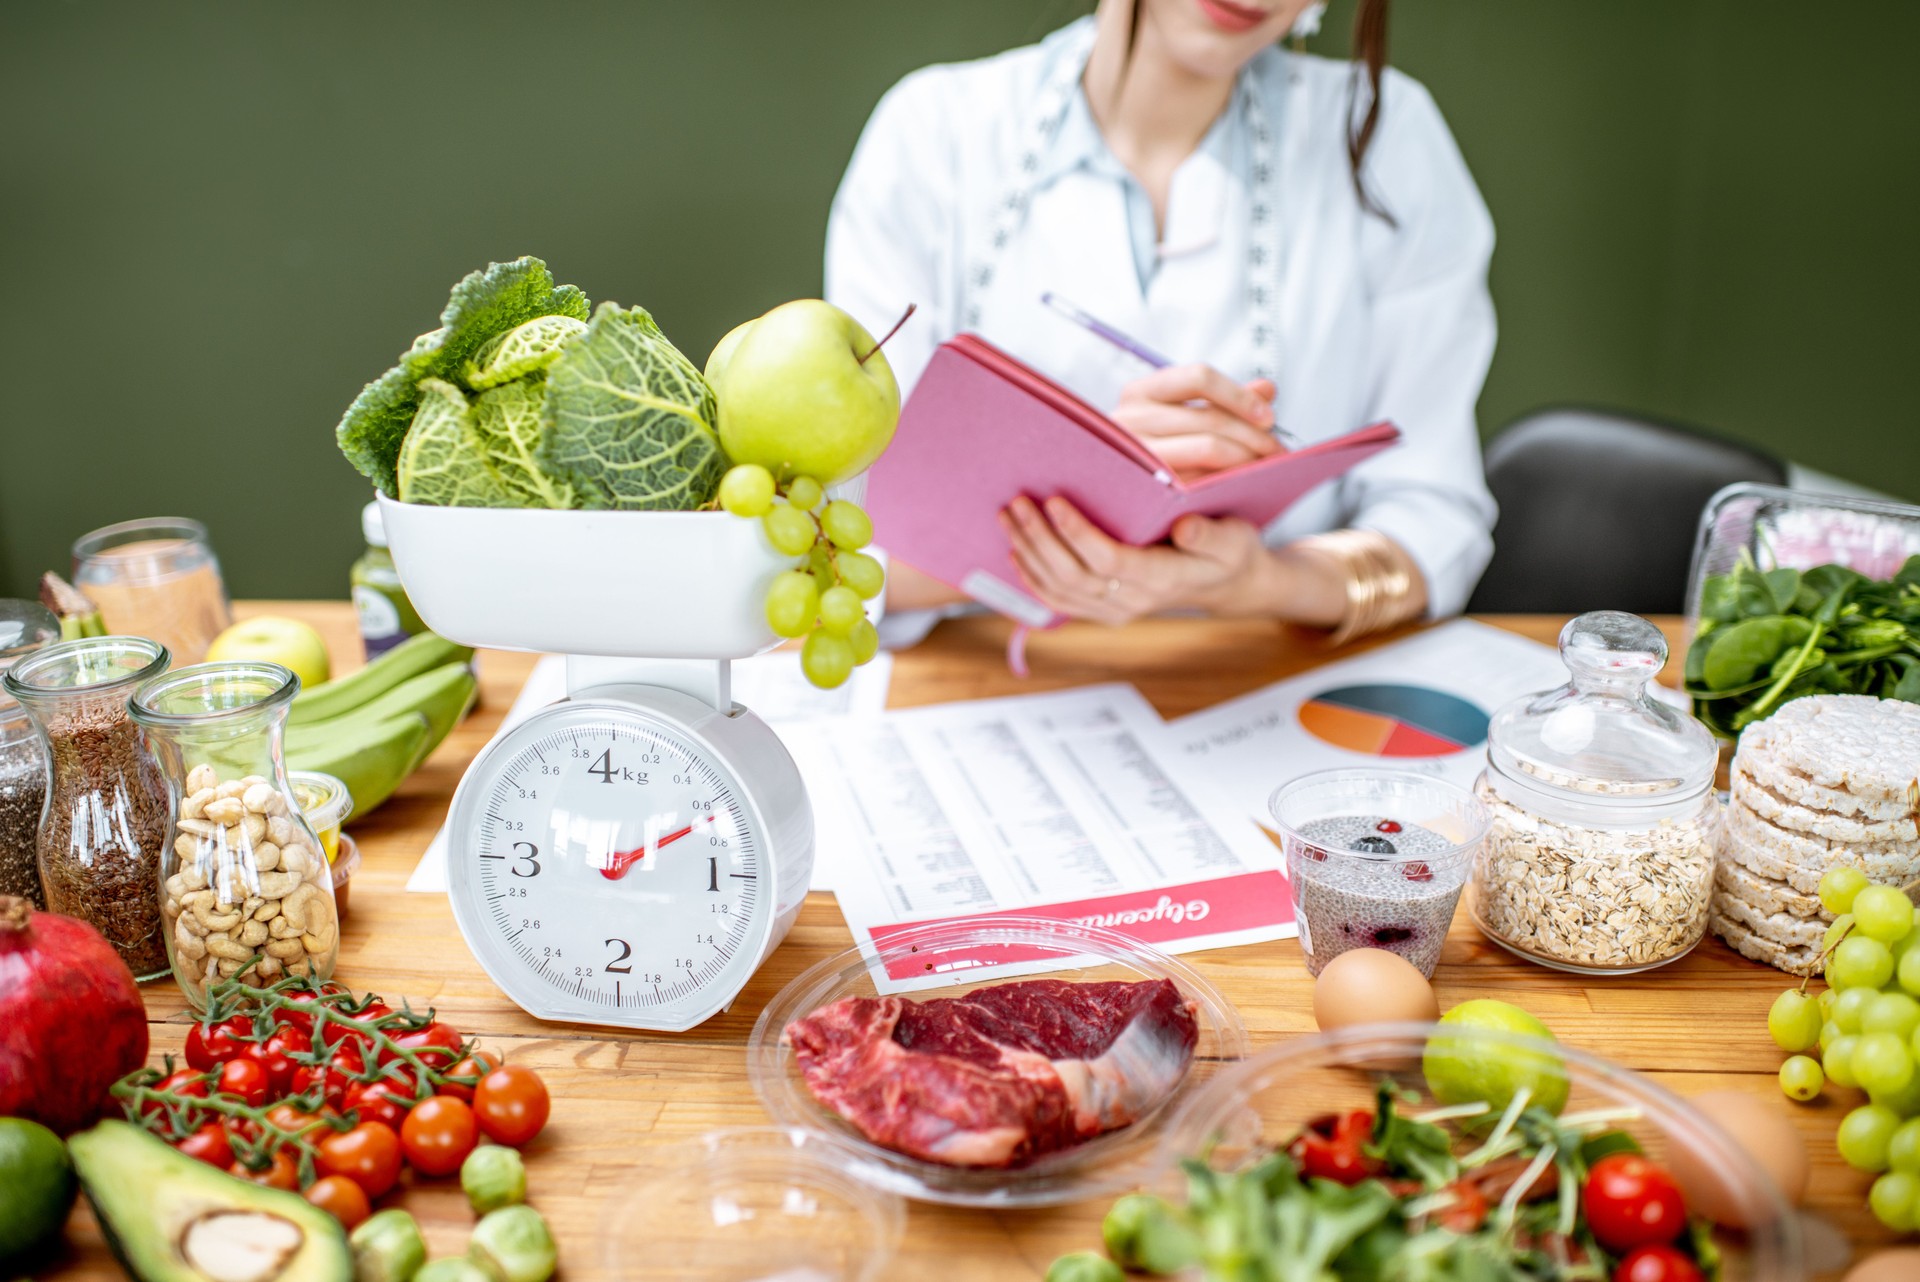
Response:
[377,497,815,1032]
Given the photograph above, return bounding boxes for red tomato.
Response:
[321,1003,394,1054]
[291,1042,365,1109]
[265,1103,333,1143]
[185,1016,254,1070]
[400,1096,478,1176]
[245,1025,312,1096]
[274,983,349,1035]
[316,1121,403,1199]
[141,1069,211,1121]
[1584,1154,1689,1252]
[217,1057,271,1108]
[176,1123,234,1169]
[472,1064,550,1147]
[390,1021,463,1071]
[1435,1179,1490,1234]
[345,1074,419,1131]
[231,1147,300,1191]
[1287,1110,1381,1186]
[1614,1245,1706,1282]
[304,1175,372,1228]
[435,1053,498,1103]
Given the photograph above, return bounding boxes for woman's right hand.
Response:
[1111,364,1280,477]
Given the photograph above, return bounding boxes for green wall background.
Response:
[3,0,1915,601]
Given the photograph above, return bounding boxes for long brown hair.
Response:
[1116,0,1395,220]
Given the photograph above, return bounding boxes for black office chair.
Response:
[1466,407,1787,615]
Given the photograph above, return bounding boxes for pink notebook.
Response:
[866,334,1402,625]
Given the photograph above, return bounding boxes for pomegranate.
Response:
[0,895,149,1134]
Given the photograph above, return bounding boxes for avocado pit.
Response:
[180,1212,306,1282]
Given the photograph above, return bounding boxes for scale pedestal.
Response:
[377,497,816,1032]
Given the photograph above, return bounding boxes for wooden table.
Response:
[48,606,1884,1280]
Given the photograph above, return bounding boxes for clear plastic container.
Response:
[600,1128,904,1282]
[1270,769,1491,980]
[2,635,173,979]
[0,602,59,907]
[748,916,1247,1208]
[1470,612,1722,974]
[290,769,353,864]
[130,661,340,1008]
[1158,1023,1803,1281]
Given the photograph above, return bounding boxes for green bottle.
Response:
[350,501,426,660]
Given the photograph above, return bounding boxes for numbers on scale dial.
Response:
[473,720,761,1012]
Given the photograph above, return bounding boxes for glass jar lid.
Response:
[1486,612,1718,806]
[0,601,60,715]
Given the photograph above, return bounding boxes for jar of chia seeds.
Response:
[1469,612,1721,975]
[0,602,60,907]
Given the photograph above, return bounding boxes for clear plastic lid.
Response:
[1486,612,1718,812]
[0,601,59,716]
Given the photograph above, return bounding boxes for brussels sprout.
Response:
[349,1209,428,1282]
[1045,1251,1125,1282]
[461,1146,527,1214]
[1101,1193,1200,1274]
[415,1260,493,1282]
[468,1206,557,1282]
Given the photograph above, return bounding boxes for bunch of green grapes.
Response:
[718,463,884,690]
[1767,867,1920,1232]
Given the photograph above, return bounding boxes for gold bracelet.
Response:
[1292,530,1425,645]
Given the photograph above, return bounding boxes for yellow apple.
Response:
[206,616,332,690]
[705,299,901,485]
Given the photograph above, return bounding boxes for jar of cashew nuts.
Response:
[130,661,340,1008]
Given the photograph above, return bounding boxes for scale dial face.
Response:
[446,699,774,1030]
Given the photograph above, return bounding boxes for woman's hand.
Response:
[1001,496,1274,625]
[1111,364,1280,477]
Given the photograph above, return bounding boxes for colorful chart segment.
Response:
[1298,684,1490,759]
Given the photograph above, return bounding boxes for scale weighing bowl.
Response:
[377,497,794,658]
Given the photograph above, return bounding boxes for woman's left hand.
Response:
[1001,496,1273,625]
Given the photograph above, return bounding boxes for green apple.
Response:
[705,299,901,486]
[206,616,332,690]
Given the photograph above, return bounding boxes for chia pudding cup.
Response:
[1270,770,1491,980]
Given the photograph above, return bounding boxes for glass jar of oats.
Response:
[1469,612,1721,975]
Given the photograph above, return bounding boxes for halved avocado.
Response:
[67,1122,349,1282]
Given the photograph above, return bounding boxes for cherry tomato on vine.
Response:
[245,1025,312,1096]
[345,1074,419,1131]
[389,1021,463,1071]
[304,1174,372,1228]
[1613,1245,1705,1282]
[176,1123,234,1169]
[217,1057,271,1108]
[1584,1154,1689,1252]
[185,1016,254,1070]
[274,982,349,1035]
[473,1064,550,1147]
[231,1147,300,1191]
[265,1103,334,1143]
[140,1069,211,1121]
[436,1053,498,1103]
[400,1096,478,1176]
[316,1121,403,1199]
[322,1002,394,1054]
[292,1042,365,1110]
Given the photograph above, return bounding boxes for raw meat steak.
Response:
[782,977,1199,1168]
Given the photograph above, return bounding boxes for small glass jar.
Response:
[2,636,173,979]
[1470,612,1722,975]
[0,603,60,906]
[130,662,340,1008]
[351,501,426,661]
[73,517,232,666]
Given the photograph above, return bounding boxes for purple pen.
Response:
[1040,292,1294,444]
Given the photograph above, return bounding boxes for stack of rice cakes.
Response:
[1711,694,1920,976]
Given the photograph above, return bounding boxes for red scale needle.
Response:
[599,815,714,881]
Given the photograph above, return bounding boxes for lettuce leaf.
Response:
[471,379,575,508]
[467,315,588,390]
[336,257,589,496]
[537,302,727,510]
[395,379,517,508]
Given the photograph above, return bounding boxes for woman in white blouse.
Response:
[828,0,1497,643]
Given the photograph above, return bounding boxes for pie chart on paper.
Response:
[1297,684,1489,759]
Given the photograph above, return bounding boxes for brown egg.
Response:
[1312,948,1439,1031]
[1668,1089,1808,1228]
[1846,1249,1920,1282]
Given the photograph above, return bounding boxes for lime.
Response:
[1422,999,1570,1119]
[0,1117,76,1262]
